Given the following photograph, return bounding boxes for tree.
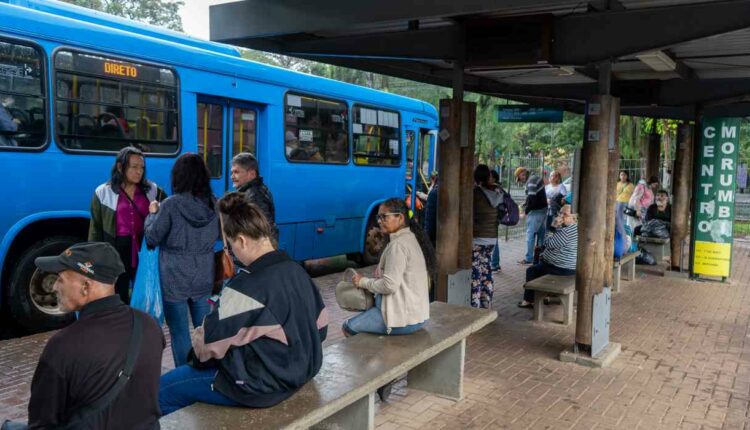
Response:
[61,0,184,31]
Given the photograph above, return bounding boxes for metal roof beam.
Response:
[553,0,750,65]
[209,0,576,41]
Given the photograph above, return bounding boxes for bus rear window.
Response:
[284,93,348,164]
[0,39,46,149]
[352,105,400,166]
[54,50,178,154]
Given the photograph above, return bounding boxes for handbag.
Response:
[335,268,375,312]
[131,243,164,325]
[214,214,235,284]
[623,206,638,217]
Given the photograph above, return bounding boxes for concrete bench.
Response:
[160,302,497,430]
[612,250,640,293]
[638,236,670,262]
[523,275,575,325]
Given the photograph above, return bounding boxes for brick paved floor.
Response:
[2,237,750,429]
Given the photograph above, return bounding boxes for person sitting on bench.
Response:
[345,198,436,401]
[158,193,328,415]
[518,205,578,308]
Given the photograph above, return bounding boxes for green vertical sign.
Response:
[691,118,739,278]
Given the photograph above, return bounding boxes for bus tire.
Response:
[8,236,79,332]
[361,215,386,266]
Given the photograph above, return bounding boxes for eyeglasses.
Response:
[376,212,401,222]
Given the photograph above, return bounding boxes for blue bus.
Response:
[0,0,438,331]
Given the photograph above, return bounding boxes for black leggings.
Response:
[114,236,136,305]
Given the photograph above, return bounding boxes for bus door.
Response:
[197,97,259,196]
[404,128,419,217]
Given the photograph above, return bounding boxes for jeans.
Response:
[159,365,239,416]
[523,261,576,302]
[344,295,425,335]
[491,239,501,269]
[163,295,212,367]
[525,210,546,263]
[1,421,27,430]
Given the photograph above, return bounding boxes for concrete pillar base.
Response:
[559,342,621,368]
[663,270,690,280]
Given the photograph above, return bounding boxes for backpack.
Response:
[497,188,520,226]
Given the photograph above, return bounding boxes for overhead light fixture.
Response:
[636,50,677,72]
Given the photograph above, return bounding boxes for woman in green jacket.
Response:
[88,146,166,304]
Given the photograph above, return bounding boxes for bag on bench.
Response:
[335,268,375,311]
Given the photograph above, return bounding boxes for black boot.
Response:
[377,381,394,402]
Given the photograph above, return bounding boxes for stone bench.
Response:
[612,251,640,293]
[637,236,670,262]
[523,275,575,325]
[160,302,497,430]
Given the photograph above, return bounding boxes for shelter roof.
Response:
[210,0,750,119]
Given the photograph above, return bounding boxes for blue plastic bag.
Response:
[131,242,164,325]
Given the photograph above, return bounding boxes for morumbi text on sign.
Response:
[690,118,740,279]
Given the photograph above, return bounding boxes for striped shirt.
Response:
[541,224,578,270]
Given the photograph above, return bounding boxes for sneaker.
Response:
[517,260,532,265]
[517,301,534,309]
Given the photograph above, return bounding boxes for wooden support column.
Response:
[575,94,618,350]
[435,25,474,302]
[671,123,694,271]
[646,126,661,181]
[603,102,621,289]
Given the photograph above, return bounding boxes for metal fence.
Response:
[493,155,750,240]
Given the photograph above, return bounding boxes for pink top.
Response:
[640,187,654,210]
[116,187,150,268]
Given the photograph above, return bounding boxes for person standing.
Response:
[424,174,439,246]
[515,167,548,265]
[158,193,328,415]
[615,171,634,233]
[545,170,567,231]
[89,146,166,304]
[230,152,276,237]
[9,242,164,429]
[490,169,503,272]
[144,153,220,368]
[472,165,501,309]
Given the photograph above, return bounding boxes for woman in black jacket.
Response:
[144,153,219,368]
[158,193,328,415]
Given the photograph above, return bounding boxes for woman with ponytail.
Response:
[345,197,435,337]
[159,192,328,415]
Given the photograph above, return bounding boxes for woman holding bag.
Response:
[88,146,167,304]
[145,153,220,367]
[344,198,435,337]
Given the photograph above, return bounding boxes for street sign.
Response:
[691,118,740,279]
[495,105,563,123]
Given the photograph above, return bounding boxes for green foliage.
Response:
[61,0,184,31]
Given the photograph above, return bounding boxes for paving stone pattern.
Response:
[2,238,750,429]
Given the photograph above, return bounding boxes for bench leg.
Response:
[612,265,621,293]
[560,293,574,326]
[533,291,546,321]
[314,392,374,430]
[409,339,465,401]
[624,260,636,281]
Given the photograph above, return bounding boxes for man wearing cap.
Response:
[18,242,164,429]
[515,167,548,265]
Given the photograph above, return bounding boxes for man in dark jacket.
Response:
[9,242,164,430]
[230,153,276,232]
[515,167,548,264]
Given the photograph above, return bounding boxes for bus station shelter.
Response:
[209,0,750,364]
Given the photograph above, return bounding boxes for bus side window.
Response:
[0,38,46,149]
[352,105,400,167]
[284,93,348,164]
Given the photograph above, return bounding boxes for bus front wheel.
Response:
[8,236,78,332]
[361,216,386,266]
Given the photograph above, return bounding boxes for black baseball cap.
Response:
[35,242,125,284]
